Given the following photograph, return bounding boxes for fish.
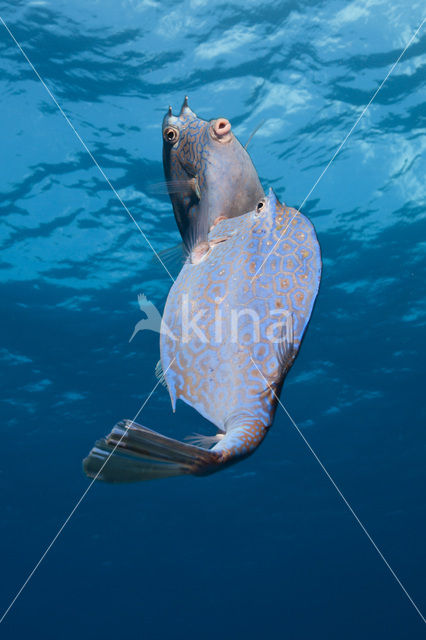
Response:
[83,189,322,482]
[161,96,265,258]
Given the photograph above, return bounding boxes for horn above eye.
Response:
[180,96,189,113]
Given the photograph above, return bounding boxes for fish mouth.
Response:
[210,118,233,143]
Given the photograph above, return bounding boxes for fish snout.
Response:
[210,118,232,143]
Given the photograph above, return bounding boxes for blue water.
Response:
[1,1,425,638]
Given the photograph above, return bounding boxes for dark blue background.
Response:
[1,1,425,638]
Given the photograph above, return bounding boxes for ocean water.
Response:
[1,1,425,638]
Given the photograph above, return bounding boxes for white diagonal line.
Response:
[250,356,426,625]
[253,15,426,280]
[0,357,176,625]
[0,16,175,283]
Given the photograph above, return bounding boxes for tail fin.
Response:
[83,419,219,483]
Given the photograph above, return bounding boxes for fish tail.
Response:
[211,415,268,465]
[82,419,220,483]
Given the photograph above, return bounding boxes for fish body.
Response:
[161,189,321,464]
[82,97,322,483]
[82,189,321,481]
[162,97,264,252]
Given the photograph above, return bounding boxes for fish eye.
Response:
[255,199,266,216]
[163,126,179,144]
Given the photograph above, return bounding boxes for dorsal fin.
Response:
[184,432,225,449]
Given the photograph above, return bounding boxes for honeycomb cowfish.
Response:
[162,97,264,258]
[83,190,322,482]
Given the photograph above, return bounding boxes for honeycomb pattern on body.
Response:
[160,191,322,460]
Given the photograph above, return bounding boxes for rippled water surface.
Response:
[1,1,425,638]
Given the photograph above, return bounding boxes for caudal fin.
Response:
[83,419,219,483]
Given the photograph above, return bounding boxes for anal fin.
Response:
[155,359,167,387]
